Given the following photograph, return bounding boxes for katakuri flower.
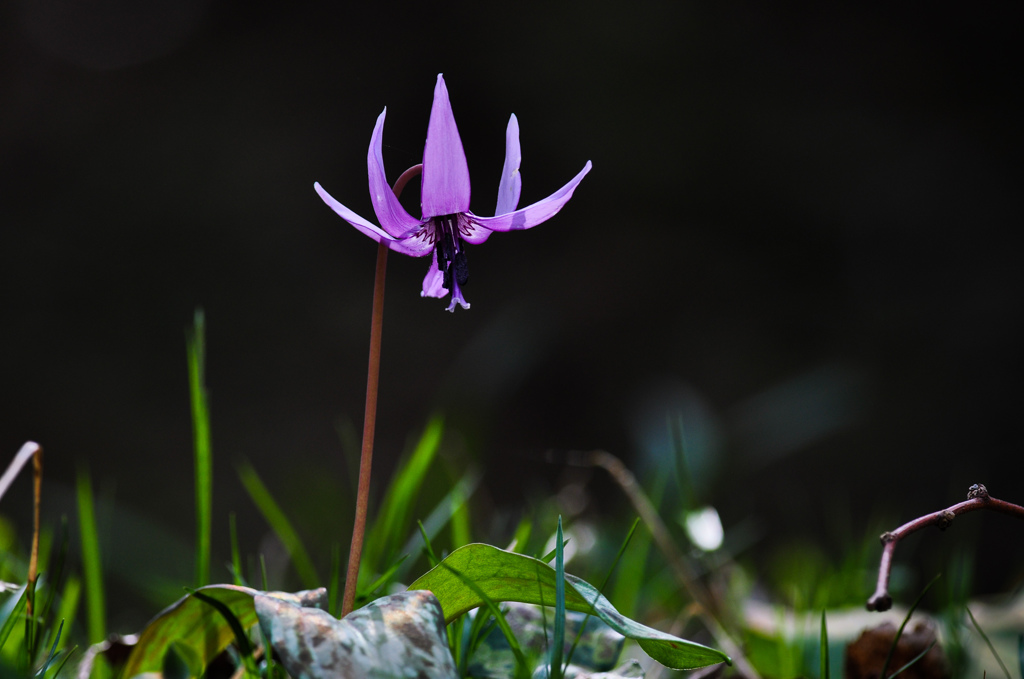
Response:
[314,74,592,311]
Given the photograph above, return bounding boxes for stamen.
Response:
[433,214,468,291]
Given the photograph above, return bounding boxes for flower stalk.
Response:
[341,164,422,617]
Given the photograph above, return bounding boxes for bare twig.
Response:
[341,164,422,617]
[1,442,43,616]
[585,450,760,679]
[867,484,1024,612]
[29,446,43,616]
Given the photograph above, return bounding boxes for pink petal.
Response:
[468,160,592,235]
[368,108,423,238]
[315,182,433,257]
[495,114,522,216]
[420,251,448,298]
[420,74,471,218]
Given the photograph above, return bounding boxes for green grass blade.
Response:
[34,620,64,678]
[550,517,566,679]
[965,606,1011,679]
[418,521,439,567]
[887,640,936,678]
[363,417,444,571]
[237,462,320,589]
[328,543,341,618]
[0,584,28,652]
[358,556,409,604]
[187,589,259,678]
[53,576,80,653]
[511,517,532,553]
[76,470,105,645]
[820,610,830,679]
[879,573,939,679]
[187,308,213,588]
[228,513,245,586]
[439,561,529,677]
[394,471,480,582]
[565,517,639,668]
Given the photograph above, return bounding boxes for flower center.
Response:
[434,214,469,291]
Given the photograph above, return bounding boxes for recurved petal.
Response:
[314,181,398,244]
[315,182,433,257]
[420,251,448,298]
[495,113,522,216]
[421,74,471,218]
[368,108,423,238]
[470,160,592,232]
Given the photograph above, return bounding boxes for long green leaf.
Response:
[407,543,730,671]
[551,518,567,679]
[0,584,28,652]
[186,308,213,587]
[820,610,830,679]
[237,462,320,589]
[363,417,444,571]
[76,470,105,645]
[966,606,1011,679]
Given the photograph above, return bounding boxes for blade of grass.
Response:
[820,610,830,679]
[44,645,76,679]
[550,517,566,679]
[237,462,320,589]
[879,573,940,678]
[0,584,28,652]
[886,640,936,678]
[565,517,639,668]
[187,589,258,678]
[34,620,64,677]
[510,517,532,553]
[228,513,245,586]
[76,470,105,645]
[329,543,341,618]
[441,561,530,678]
[363,417,444,571]
[394,471,480,582]
[966,606,1011,679]
[53,576,80,653]
[186,309,213,588]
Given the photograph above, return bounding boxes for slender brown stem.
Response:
[341,163,422,617]
[28,446,42,616]
[867,483,1024,612]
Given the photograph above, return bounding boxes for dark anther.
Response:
[879,531,895,544]
[967,483,989,500]
[454,250,468,286]
[937,509,955,530]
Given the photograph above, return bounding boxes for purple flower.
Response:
[315,74,592,311]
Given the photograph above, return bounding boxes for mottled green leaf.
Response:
[118,584,327,678]
[255,590,456,679]
[407,544,730,671]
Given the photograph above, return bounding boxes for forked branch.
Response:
[866,484,1024,612]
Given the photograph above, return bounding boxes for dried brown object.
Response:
[845,621,950,679]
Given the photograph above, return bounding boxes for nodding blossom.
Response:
[315,74,591,311]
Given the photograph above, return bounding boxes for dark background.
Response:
[3,1,1021,626]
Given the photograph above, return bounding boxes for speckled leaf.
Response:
[256,589,457,679]
[118,584,327,678]
[532,661,645,679]
[407,543,730,671]
[468,602,625,678]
